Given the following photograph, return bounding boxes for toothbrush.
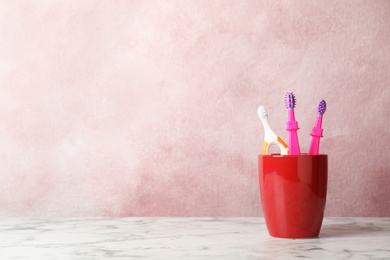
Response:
[284,92,301,155]
[308,100,327,155]
[257,105,289,155]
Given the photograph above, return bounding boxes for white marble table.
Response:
[0,218,389,259]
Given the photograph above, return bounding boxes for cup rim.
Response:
[259,153,327,157]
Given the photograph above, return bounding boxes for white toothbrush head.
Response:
[257,105,268,120]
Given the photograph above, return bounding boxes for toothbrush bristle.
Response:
[317,100,327,116]
[257,106,268,119]
[284,92,296,109]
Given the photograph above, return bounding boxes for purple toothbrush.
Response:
[308,100,327,155]
[285,92,300,155]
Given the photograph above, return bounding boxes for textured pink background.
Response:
[0,1,389,217]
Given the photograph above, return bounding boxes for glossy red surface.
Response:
[258,154,328,238]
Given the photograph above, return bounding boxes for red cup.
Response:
[258,154,328,238]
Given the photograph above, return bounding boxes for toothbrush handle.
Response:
[263,142,269,155]
[286,119,300,155]
[288,130,300,155]
[308,136,320,155]
[263,139,289,155]
[308,117,323,155]
[308,126,323,155]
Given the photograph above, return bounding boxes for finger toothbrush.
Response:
[257,105,289,155]
[308,100,327,155]
[284,92,301,155]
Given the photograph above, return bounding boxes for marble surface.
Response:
[0,218,389,259]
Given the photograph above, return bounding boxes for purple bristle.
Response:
[317,100,327,116]
[284,92,296,109]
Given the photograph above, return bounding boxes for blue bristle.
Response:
[317,100,327,116]
[284,92,296,109]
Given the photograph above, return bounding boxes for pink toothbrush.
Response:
[308,100,327,155]
[284,92,300,155]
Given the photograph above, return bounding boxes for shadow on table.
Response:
[319,220,389,238]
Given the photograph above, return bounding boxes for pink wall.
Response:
[0,1,389,217]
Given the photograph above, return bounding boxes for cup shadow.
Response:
[319,219,390,238]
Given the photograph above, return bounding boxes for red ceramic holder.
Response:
[258,154,328,238]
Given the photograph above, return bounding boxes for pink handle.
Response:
[287,130,300,155]
[286,110,300,155]
[308,117,323,155]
